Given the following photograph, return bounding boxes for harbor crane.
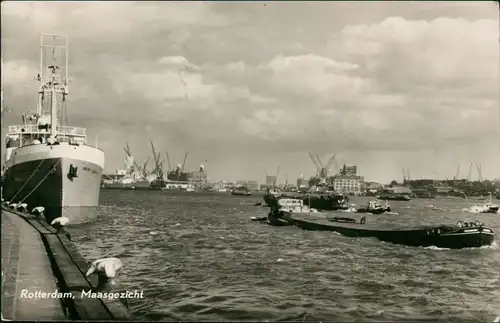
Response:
[165,152,172,171]
[274,166,280,186]
[150,141,166,180]
[308,152,336,184]
[140,157,150,178]
[123,143,150,177]
[475,162,483,181]
[453,164,461,180]
[167,152,189,181]
[264,167,280,187]
[466,162,484,181]
[402,167,411,185]
[467,162,473,181]
[181,152,188,173]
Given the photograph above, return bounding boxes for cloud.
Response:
[2,60,38,87]
[1,1,499,181]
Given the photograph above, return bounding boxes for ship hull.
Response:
[2,143,104,225]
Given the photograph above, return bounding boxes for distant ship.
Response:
[166,152,191,182]
[102,146,208,191]
[101,178,150,190]
[2,34,104,224]
[101,145,152,190]
[376,192,411,201]
[231,186,252,196]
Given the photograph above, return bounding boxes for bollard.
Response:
[16,203,28,212]
[85,258,123,292]
[85,257,128,307]
[50,216,71,240]
[31,206,45,218]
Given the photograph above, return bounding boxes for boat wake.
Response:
[424,240,498,251]
[462,207,481,214]
[462,207,500,214]
[338,207,357,213]
[425,204,450,212]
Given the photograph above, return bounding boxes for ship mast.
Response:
[38,33,69,141]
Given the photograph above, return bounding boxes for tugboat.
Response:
[251,197,321,226]
[467,204,499,214]
[356,200,391,214]
[268,198,321,226]
[303,193,350,211]
[262,188,284,207]
[467,196,499,214]
[262,189,349,211]
[2,34,104,224]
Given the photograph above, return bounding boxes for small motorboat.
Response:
[356,200,391,215]
[231,187,252,196]
[467,195,499,214]
[250,216,268,222]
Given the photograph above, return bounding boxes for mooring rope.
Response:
[18,159,61,204]
[9,159,45,203]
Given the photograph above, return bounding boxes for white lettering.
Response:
[81,290,145,299]
[19,289,73,299]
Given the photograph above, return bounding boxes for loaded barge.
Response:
[290,214,494,249]
[257,198,495,249]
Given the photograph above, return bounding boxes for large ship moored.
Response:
[2,34,104,224]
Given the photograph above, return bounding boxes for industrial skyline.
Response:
[1,1,499,183]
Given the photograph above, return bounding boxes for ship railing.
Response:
[8,125,87,137]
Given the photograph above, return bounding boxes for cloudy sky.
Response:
[1,1,499,183]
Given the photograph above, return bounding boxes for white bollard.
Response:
[16,203,28,212]
[31,206,45,218]
[85,257,123,292]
